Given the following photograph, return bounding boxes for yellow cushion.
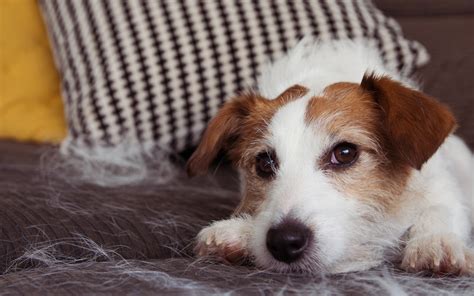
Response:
[0,0,66,143]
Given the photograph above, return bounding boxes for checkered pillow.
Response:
[40,0,429,152]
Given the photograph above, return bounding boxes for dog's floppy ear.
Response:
[186,94,257,177]
[361,73,456,170]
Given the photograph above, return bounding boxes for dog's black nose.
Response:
[266,218,312,263]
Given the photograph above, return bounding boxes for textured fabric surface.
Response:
[0,140,238,274]
[0,0,66,143]
[2,259,473,295]
[0,140,473,295]
[39,0,429,152]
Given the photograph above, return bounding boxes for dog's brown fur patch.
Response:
[187,85,308,214]
[303,77,455,212]
[304,83,406,211]
[231,85,308,215]
[305,83,381,151]
[187,85,308,177]
[360,74,456,170]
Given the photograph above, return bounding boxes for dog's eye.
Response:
[330,142,358,166]
[256,151,278,179]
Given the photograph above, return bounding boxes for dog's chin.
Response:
[251,248,330,274]
[254,257,326,274]
[253,254,383,274]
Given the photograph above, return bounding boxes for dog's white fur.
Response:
[194,39,474,274]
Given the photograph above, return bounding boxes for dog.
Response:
[187,39,474,275]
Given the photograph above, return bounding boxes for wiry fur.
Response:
[48,139,178,186]
[190,38,474,275]
[257,38,416,99]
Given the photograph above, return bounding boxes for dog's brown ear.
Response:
[361,73,456,170]
[186,94,257,177]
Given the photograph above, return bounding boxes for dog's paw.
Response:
[401,233,474,275]
[195,218,251,264]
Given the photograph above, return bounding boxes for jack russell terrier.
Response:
[187,39,473,275]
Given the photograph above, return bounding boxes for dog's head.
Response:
[187,74,456,273]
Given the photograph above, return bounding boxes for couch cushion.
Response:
[0,141,238,273]
[1,258,473,295]
[1,137,473,293]
[0,0,67,144]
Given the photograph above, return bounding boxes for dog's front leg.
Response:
[195,215,253,264]
[401,204,473,275]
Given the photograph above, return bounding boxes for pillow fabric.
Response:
[0,0,66,143]
[39,0,429,152]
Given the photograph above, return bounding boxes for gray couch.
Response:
[1,1,473,294]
